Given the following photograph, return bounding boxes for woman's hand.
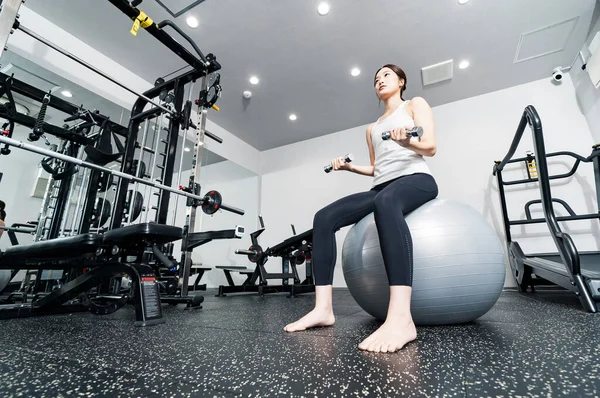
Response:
[388,125,414,147]
[331,157,353,172]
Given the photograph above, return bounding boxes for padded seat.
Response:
[0,233,103,267]
[102,223,182,248]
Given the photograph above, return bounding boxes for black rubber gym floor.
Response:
[0,289,598,397]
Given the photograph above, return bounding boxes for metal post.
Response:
[0,0,21,59]
[144,116,164,223]
[172,81,196,225]
[156,77,185,224]
[592,145,600,215]
[494,167,512,243]
[179,75,209,297]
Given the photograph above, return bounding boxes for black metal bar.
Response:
[111,99,146,229]
[493,113,528,175]
[524,198,577,220]
[0,72,128,138]
[184,229,240,251]
[494,168,513,243]
[79,124,115,233]
[47,172,74,238]
[505,150,590,165]
[525,106,582,279]
[106,0,211,72]
[131,106,162,123]
[593,145,600,215]
[510,213,600,225]
[0,108,90,146]
[501,159,582,186]
[156,78,185,224]
[143,68,204,99]
[205,130,223,143]
[151,245,175,268]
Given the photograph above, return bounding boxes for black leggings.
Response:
[312,173,438,286]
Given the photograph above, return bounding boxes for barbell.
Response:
[0,135,245,216]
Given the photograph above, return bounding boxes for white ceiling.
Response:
[22,0,600,151]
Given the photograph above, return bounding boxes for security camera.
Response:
[552,67,563,82]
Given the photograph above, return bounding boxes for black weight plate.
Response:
[126,190,144,222]
[201,190,222,215]
[91,197,111,228]
[130,160,147,179]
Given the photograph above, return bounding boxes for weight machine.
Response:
[0,0,245,324]
[216,216,315,297]
[494,105,600,313]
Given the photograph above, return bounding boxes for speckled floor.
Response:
[0,289,598,397]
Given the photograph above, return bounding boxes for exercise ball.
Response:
[0,270,10,293]
[341,198,506,325]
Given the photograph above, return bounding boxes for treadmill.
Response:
[493,105,600,313]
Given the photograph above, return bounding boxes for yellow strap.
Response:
[211,104,220,111]
[130,11,153,36]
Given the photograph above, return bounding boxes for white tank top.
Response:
[370,100,432,187]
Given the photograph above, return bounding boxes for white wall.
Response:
[573,12,600,142]
[7,5,260,175]
[166,160,260,288]
[259,75,599,288]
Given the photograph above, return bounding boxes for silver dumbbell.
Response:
[324,153,354,173]
[382,126,423,140]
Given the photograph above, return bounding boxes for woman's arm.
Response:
[0,220,4,239]
[406,97,436,157]
[348,124,375,176]
[331,124,376,176]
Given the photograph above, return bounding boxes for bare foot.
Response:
[283,308,335,332]
[358,318,417,353]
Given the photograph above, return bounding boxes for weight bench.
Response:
[218,225,315,298]
[215,266,259,296]
[190,264,211,291]
[0,223,186,326]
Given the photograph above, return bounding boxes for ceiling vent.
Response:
[421,59,454,86]
[154,0,207,18]
[514,16,579,63]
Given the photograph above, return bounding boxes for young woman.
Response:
[284,64,439,353]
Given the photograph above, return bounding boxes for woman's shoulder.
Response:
[406,96,430,108]
[405,97,431,117]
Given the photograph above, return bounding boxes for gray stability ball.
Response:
[341,198,506,325]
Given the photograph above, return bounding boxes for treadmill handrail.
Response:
[494,105,581,276]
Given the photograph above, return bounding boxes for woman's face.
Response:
[374,67,403,100]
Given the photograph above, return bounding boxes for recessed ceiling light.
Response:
[317,2,330,15]
[350,67,361,77]
[186,16,199,28]
[184,147,191,152]
[458,60,470,69]
[458,0,470,4]
[61,90,73,98]
[289,114,297,121]
[249,76,259,85]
